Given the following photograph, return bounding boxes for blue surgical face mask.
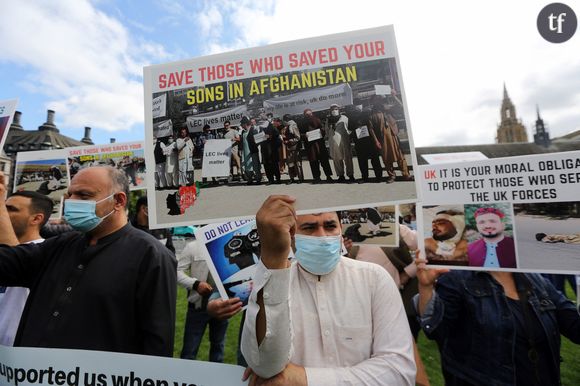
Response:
[294,234,342,275]
[63,193,115,232]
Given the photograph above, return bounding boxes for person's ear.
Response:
[113,192,127,211]
[30,213,45,227]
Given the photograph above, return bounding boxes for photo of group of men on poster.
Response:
[152,88,411,189]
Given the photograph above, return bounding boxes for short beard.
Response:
[433,233,451,241]
[481,232,500,239]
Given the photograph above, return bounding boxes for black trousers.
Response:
[357,154,383,180]
[309,158,333,179]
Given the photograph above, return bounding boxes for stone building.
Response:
[496,85,529,143]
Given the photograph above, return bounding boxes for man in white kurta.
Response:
[241,195,415,386]
[325,104,354,182]
[176,127,195,186]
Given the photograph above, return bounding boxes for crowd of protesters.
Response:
[0,163,579,385]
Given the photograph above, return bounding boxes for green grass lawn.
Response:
[173,283,580,385]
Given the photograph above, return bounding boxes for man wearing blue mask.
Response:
[0,166,176,356]
[241,195,415,385]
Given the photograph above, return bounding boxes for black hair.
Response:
[136,196,148,212]
[10,191,54,228]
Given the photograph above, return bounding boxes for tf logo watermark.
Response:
[537,3,577,43]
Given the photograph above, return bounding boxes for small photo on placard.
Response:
[341,206,398,247]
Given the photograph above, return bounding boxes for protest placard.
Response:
[0,345,245,386]
[13,149,68,219]
[154,119,173,138]
[262,83,352,116]
[201,139,231,178]
[66,142,146,190]
[355,125,370,139]
[0,99,18,152]
[306,129,322,142]
[185,105,247,133]
[341,206,398,247]
[374,84,392,95]
[416,151,580,274]
[143,25,418,227]
[197,219,259,307]
[152,93,167,119]
[252,131,266,144]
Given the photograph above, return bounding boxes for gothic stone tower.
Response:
[533,105,550,147]
[496,84,528,143]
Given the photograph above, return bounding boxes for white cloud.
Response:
[0,0,170,132]
[3,0,578,146]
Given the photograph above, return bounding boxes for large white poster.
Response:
[416,151,580,274]
[66,142,147,190]
[0,345,245,386]
[144,25,418,227]
[13,149,68,219]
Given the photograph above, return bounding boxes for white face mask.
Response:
[331,110,339,117]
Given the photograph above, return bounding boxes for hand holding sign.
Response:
[256,195,296,269]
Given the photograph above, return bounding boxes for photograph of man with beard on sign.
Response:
[465,203,517,269]
[422,205,468,266]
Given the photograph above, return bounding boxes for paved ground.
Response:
[514,214,580,272]
[155,155,417,226]
[343,221,397,246]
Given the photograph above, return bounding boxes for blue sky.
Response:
[1,0,579,147]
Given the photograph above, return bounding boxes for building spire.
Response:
[497,84,528,143]
[533,104,550,147]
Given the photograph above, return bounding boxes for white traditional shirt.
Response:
[176,240,209,308]
[241,257,416,386]
[0,238,44,346]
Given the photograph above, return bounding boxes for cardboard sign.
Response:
[356,126,370,139]
[417,151,580,274]
[201,139,231,178]
[0,98,18,152]
[144,25,418,227]
[253,131,266,144]
[306,129,322,142]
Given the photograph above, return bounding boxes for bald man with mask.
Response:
[0,167,176,355]
[241,195,415,386]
